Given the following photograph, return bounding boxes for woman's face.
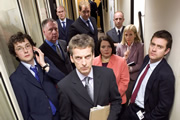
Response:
[124,30,136,45]
[100,40,112,58]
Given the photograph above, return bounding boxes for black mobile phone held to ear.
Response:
[34,51,39,56]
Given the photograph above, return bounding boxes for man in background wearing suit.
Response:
[68,1,98,56]
[121,30,175,120]
[58,34,122,120]
[8,32,65,120]
[40,18,73,75]
[107,11,125,47]
[90,0,97,22]
[56,5,74,44]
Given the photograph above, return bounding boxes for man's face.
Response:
[148,37,170,63]
[56,7,66,20]
[79,5,91,20]
[70,47,94,76]
[43,21,59,43]
[14,38,34,64]
[113,12,124,29]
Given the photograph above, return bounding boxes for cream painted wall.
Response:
[144,0,180,119]
[105,0,131,32]
[117,0,131,26]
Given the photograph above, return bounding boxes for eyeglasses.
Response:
[15,44,32,52]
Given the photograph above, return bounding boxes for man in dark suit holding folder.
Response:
[57,34,122,120]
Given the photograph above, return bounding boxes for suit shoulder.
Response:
[112,54,124,61]
[67,18,74,23]
[39,42,47,50]
[93,66,113,73]
[135,42,144,47]
[9,65,23,82]
[57,70,75,86]
[107,28,115,34]
[159,59,174,73]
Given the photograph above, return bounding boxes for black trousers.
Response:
[120,103,145,120]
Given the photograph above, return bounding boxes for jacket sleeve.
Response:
[45,57,65,83]
[118,58,130,98]
[108,70,122,120]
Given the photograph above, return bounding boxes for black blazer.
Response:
[57,66,122,120]
[106,26,125,43]
[56,18,74,43]
[40,40,73,75]
[68,17,98,47]
[10,57,65,120]
[136,55,175,120]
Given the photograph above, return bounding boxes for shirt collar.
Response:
[59,18,67,23]
[80,16,90,23]
[148,59,162,71]
[115,26,123,33]
[21,59,37,70]
[45,39,58,47]
[76,67,93,81]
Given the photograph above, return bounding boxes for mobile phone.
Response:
[128,61,136,66]
[34,51,39,56]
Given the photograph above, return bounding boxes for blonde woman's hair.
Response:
[121,24,141,45]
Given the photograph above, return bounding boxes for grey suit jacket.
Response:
[106,26,125,43]
[116,42,144,80]
[57,66,122,120]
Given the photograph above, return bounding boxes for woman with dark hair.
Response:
[93,35,130,115]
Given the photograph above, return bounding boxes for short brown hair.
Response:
[151,30,173,50]
[8,32,36,59]
[68,34,94,56]
[79,1,90,11]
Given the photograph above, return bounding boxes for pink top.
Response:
[93,54,130,104]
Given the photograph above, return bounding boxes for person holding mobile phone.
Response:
[116,24,144,104]
[8,32,65,120]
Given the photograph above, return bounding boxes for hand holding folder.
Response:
[89,105,110,120]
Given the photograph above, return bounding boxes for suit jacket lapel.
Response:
[57,19,66,35]
[71,71,94,105]
[129,43,137,59]
[44,42,65,62]
[78,17,94,34]
[144,59,165,104]
[19,63,42,89]
[112,28,119,42]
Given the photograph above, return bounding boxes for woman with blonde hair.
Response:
[116,24,144,103]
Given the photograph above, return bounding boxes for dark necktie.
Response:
[62,21,66,31]
[30,66,40,82]
[54,44,64,61]
[86,20,94,33]
[118,30,121,42]
[30,65,57,115]
[85,77,94,102]
[130,64,150,103]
